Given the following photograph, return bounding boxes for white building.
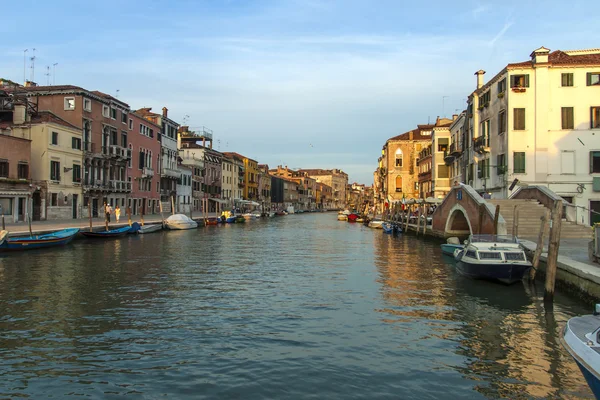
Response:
[463,47,600,224]
[176,165,192,214]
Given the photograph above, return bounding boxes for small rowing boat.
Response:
[0,228,79,251]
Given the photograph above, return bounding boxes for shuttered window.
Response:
[591,151,600,173]
[561,73,574,87]
[510,74,529,88]
[514,152,525,174]
[561,107,574,129]
[587,73,600,86]
[139,151,145,169]
[514,108,525,130]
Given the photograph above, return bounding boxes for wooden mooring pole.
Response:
[493,205,500,235]
[1,214,5,231]
[544,200,563,303]
[88,198,93,232]
[422,204,428,235]
[529,211,549,281]
[512,205,519,237]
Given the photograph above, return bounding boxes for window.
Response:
[477,159,489,178]
[591,151,600,173]
[17,163,28,179]
[438,165,449,178]
[561,107,574,129]
[122,112,127,124]
[0,160,7,178]
[64,97,75,110]
[510,74,529,88]
[514,152,526,174]
[110,108,117,119]
[498,110,506,134]
[139,149,145,169]
[395,149,403,167]
[480,119,490,137]
[128,144,133,168]
[497,78,506,94]
[50,161,61,181]
[514,108,525,130]
[121,132,127,148]
[51,193,58,206]
[587,73,600,86]
[437,138,449,153]
[72,137,81,150]
[561,151,575,174]
[129,118,133,130]
[73,164,81,182]
[592,107,600,129]
[478,91,491,107]
[51,131,59,145]
[561,73,574,87]
[395,176,402,192]
[102,105,110,118]
[497,154,506,175]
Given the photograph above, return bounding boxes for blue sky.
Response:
[2,0,598,184]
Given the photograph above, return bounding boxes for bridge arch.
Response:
[444,204,472,236]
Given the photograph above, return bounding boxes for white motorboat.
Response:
[138,224,163,234]
[562,306,600,398]
[453,234,531,284]
[337,214,348,221]
[368,219,384,229]
[252,211,262,218]
[165,214,198,230]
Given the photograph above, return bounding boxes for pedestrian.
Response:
[105,203,112,223]
[115,204,121,223]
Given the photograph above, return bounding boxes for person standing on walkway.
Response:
[105,203,112,223]
[115,205,121,223]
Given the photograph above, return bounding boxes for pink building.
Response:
[128,112,161,215]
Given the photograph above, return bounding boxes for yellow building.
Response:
[17,111,84,219]
[243,157,259,200]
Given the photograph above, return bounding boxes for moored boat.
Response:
[0,228,79,251]
[164,214,198,230]
[453,234,531,284]
[81,226,131,238]
[382,222,394,233]
[347,213,359,222]
[441,243,464,256]
[337,214,348,221]
[138,224,163,234]
[205,217,219,226]
[562,306,600,399]
[368,219,384,229]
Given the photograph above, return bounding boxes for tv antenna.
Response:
[182,114,190,124]
[45,66,50,85]
[23,49,28,83]
[29,48,36,83]
[53,63,58,85]
[116,89,120,98]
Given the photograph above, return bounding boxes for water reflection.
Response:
[0,215,594,399]
[373,234,593,399]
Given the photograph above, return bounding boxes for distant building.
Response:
[297,168,348,209]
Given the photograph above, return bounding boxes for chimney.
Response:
[530,46,550,64]
[452,114,458,121]
[13,103,26,125]
[24,80,37,88]
[409,131,413,140]
[475,70,486,89]
[162,107,168,118]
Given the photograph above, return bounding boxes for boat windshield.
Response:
[469,234,518,243]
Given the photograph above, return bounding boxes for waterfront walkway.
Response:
[2,213,219,235]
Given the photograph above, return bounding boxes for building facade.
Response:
[176,164,192,214]
[464,47,600,224]
[128,112,161,215]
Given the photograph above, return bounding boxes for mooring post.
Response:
[544,200,563,303]
[493,205,500,235]
[530,211,549,281]
[1,215,5,230]
[423,204,428,235]
[88,198,93,232]
[104,203,109,232]
[512,205,519,237]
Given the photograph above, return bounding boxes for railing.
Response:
[108,145,131,160]
[109,180,132,192]
[162,168,180,179]
[474,135,489,153]
[142,167,154,178]
[449,142,462,156]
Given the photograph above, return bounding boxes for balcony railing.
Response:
[449,142,462,156]
[474,135,490,153]
[108,145,131,160]
[109,180,132,192]
[142,167,154,178]
[162,168,180,179]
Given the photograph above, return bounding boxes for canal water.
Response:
[0,213,594,399]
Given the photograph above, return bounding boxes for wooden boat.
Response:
[453,234,531,284]
[235,216,246,223]
[138,224,163,234]
[382,222,394,234]
[347,213,359,222]
[205,217,219,226]
[562,306,600,399]
[0,228,79,251]
[165,214,198,230]
[368,219,384,229]
[128,222,141,233]
[81,226,131,238]
[356,217,364,223]
[226,216,237,223]
[275,211,287,216]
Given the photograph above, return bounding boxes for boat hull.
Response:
[81,226,131,238]
[166,222,198,230]
[0,228,79,251]
[138,224,162,234]
[455,259,530,284]
[562,315,600,399]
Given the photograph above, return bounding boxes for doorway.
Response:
[32,192,41,221]
[18,198,25,221]
[72,194,78,219]
[591,201,600,225]
[92,198,99,218]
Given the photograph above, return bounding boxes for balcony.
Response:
[109,180,132,192]
[449,142,462,157]
[238,182,245,188]
[83,180,110,191]
[108,145,131,160]
[142,167,154,178]
[162,167,179,179]
[474,135,490,154]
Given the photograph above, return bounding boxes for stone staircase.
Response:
[160,201,172,215]
[487,199,591,240]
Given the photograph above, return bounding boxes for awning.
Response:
[0,190,30,197]
[425,197,443,204]
[209,198,229,204]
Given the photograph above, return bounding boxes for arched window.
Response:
[395,149,403,167]
[395,176,402,192]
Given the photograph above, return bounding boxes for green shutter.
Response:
[524,74,530,87]
[514,152,525,173]
[588,73,592,86]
